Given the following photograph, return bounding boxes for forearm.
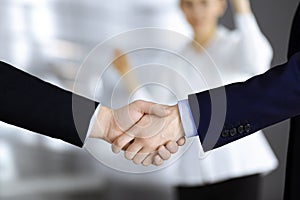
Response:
[112,49,138,93]
[231,0,251,14]
[232,3,273,75]
[234,13,273,75]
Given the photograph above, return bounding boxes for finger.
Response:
[177,137,186,146]
[122,141,132,151]
[125,116,162,139]
[112,134,134,154]
[132,148,151,165]
[124,116,148,138]
[142,152,156,166]
[157,146,171,160]
[165,141,179,154]
[153,155,164,166]
[125,142,143,160]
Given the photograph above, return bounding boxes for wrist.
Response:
[231,0,251,14]
[172,105,185,139]
[89,106,113,141]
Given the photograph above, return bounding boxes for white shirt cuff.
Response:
[178,99,198,138]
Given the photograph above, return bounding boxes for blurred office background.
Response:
[0,0,299,199]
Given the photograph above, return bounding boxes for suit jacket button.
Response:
[230,128,237,136]
[245,124,251,133]
[222,130,229,138]
[238,125,244,134]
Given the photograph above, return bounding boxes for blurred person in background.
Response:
[111,0,278,200]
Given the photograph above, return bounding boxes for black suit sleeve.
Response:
[0,61,99,147]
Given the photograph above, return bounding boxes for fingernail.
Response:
[168,142,176,149]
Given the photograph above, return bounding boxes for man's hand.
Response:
[89,100,169,143]
[144,138,186,166]
[111,104,185,166]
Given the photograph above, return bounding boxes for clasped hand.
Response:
[89,100,186,166]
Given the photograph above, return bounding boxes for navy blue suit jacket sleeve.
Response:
[188,52,300,151]
[0,61,99,147]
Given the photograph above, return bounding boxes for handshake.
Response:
[89,100,186,166]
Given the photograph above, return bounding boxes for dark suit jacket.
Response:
[188,3,300,199]
[285,2,300,200]
[0,62,98,147]
[188,51,300,151]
